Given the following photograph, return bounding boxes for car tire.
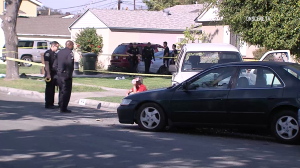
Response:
[21,56,33,67]
[136,103,166,132]
[158,66,169,75]
[271,110,300,144]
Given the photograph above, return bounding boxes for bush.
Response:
[75,28,103,55]
[253,47,269,60]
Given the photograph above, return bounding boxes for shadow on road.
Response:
[0,99,300,168]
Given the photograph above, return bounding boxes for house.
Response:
[68,4,204,68]
[0,16,76,52]
[0,0,43,17]
[195,5,259,59]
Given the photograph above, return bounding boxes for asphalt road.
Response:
[0,93,300,168]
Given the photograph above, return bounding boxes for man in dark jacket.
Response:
[44,41,59,109]
[142,42,155,73]
[57,41,74,113]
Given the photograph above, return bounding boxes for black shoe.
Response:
[45,105,56,109]
[60,109,72,113]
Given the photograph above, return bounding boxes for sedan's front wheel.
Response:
[137,103,166,132]
[271,110,300,144]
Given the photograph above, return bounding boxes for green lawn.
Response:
[88,96,124,103]
[0,78,104,93]
[73,77,172,90]
[0,64,42,74]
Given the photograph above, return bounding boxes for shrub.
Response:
[253,47,269,60]
[75,28,103,55]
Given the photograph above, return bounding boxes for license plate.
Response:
[115,56,118,59]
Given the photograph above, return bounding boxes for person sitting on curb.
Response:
[126,77,147,96]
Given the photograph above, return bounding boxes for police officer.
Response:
[163,41,170,67]
[57,40,74,113]
[142,42,155,74]
[44,41,59,109]
[126,42,140,73]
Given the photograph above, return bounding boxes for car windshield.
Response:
[182,51,242,72]
[113,45,128,54]
[283,64,300,80]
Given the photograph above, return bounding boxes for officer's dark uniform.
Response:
[44,49,57,108]
[127,47,140,73]
[57,47,74,112]
[163,46,170,67]
[142,46,155,73]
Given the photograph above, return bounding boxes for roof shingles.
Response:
[89,4,203,30]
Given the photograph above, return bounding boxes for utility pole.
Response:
[134,0,135,10]
[118,0,121,10]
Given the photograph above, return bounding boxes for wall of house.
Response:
[19,0,37,17]
[0,0,4,15]
[201,25,224,43]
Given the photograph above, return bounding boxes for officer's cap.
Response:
[147,42,151,45]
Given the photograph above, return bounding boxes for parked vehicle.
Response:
[2,40,51,67]
[110,43,164,70]
[169,43,243,85]
[260,50,296,63]
[118,61,300,144]
[137,50,173,74]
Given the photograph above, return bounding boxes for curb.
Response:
[0,86,119,110]
[74,99,119,110]
[0,86,44,99]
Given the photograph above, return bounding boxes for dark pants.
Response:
[45,73,57,107]
[129,59,137,73]
[145,59,151,74]
[58,73,72,111]
[163,58,169,67]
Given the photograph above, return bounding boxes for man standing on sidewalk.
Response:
[142,42,155,74]
[57,41,74,113]
[44,41,59,109]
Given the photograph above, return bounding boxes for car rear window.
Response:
[113,45,128,54]
[283,64,300,80]
[182,51,242,72]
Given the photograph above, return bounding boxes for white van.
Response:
[169,43,243,85]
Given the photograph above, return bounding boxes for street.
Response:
[0,93,300,168]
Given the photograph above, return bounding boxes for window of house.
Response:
[236,67,283,88]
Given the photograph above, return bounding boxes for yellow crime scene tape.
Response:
[1,55,173,77]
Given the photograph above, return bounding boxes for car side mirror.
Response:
[182,82,188,90]
[169,65,176,73]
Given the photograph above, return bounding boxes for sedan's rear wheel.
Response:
[271,110,300,144]
[137,103,166,132]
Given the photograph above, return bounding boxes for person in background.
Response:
[126,42,140,74]
[170,44,178,65]
[142,42,155,74]
[163,41,170,67]
[44,41,60,109]
[126,77,147,96]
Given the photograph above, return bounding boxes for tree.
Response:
[143,0,199,11]
[218,0,300,58]
[37,6,64,15]
[2,0,22,79]
[176,24,207,49]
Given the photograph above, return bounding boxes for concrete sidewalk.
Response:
[0,85,127,109]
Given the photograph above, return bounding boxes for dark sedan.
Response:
[117,62,300,143]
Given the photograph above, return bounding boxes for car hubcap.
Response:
[140,107,160,129]
[276,116,299,140]
[23,58,32,66]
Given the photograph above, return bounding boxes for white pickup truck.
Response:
[259,50,297,63]
[2,40,51,67]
